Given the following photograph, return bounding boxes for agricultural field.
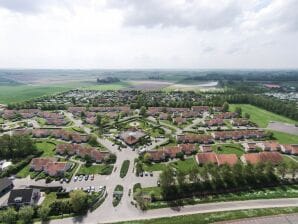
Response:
[82,81,131,91]
[229,104,297,128]
[0,84,71,104]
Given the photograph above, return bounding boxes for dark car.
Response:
[85,175,89,181]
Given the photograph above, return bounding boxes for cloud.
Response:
[108,0,244,30]
[0,0,70,14]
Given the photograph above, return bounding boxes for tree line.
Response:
[158,161,298,201]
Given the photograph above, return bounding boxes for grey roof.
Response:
[0,177,12,192]
[7,188,35,205]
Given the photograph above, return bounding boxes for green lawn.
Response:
[213,144,245,157]
[82,82,130,91]
[35,140,56,156]
[169,157,197,173]
[16,165,31,178]
[0,84,71,104]
[42,192,57,207]
[77,164,113,175]
[143,163,167,172]
[229,104,296,128]
[272,131,298,144]
[116,207,298,224]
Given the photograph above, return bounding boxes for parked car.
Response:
[139,172,143,177]
[60,178,64,184]
[85,175,89,181]
[150,171,153,177]
[90,174,94,180]
[91,186,95,192]
[74,176,78,182]
[144,172,148,176]
[79,175,83,181]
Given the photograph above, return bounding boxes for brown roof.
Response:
[30,158,57,171]
[196,152,217,165]
[147,150,165,161]
[216,154,238,166]
[44,162,70,176]
[243,152,283,164]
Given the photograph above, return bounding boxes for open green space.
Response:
[36,141,56,156]
[229,104,296,128]
[143,163,167,172]
[0,84,71,104]
[169,157,197,173]
[117,207,298,224]
[77,164,113,175]
[213,144,245,157]
[272,131,298,144]
[82,81,130,91]
[142,184,298,210]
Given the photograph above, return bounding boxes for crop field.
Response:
[229,104,297,128]
[82,81,131,91]
[0,84,71,104]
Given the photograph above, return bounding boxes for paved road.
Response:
[49,198,298,224]
[217,213,298,224]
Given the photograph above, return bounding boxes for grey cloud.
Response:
[108,0,243,30]
[0,0,69,13]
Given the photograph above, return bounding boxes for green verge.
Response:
[142,184,298,209]
[77,164,113,175]
[229,104,296,128]
[116,207,298,224]
[120,160,130,178]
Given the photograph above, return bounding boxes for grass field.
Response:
[77,164,113,175]
[213,144,245,157]
[169,157,198,173]
[0,85,71,104]
[229,104,296,128]
[82,81,130,91]
[117,207,298,224]
[272,131,298,144]
[36,140,56,156]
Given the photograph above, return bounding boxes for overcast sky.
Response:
[0,0,297,69]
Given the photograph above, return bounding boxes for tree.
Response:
[96,114,102,127]
[1,207,17,224]
[289,162,298,179]
[18,206,34,224]
[70,190,88,213]
[222,102,229,112]
[159,166,176,199]
[38,206,51,221]
[276,161,287,179]
[139,106,147,117]
[234,107,242,117]
[143,153,152,164]
[88,135,98,147]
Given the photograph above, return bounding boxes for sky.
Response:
[0,0,297,69]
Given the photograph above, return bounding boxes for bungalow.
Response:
[147,150,166,162]
[159,113,169,120]
[164,146,182,159]
[7,188,40,207]
[231,118,249,126]
[281,144,298,155]
[205,118,224,127]
[179,144,196,155]
[260,141,281,152]
[177,134,214,144]
[30,158,57,172]
[172,117,187,125]
[196,153,238,166]
[242,142,257,152]
[191,106,209,113]
[44,162,71,177]
[241,151,283,165]
[200,145,213,153]
[214,112,238,119]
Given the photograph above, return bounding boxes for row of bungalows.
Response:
[213,112,238,119]
[195,151,284,166]
[31,129,89,143]
[2,109,41,120]
[204,118,224,127]
[241,151,283,165]
[56,143,110,163]
[196,152,238,166]
[147,106,211,118]
[146,144,197,162]
[212,130,265,141]
[242,141,298,155]
[231,118,250,126]
[38,111,68,126]
[30,157,72,177]
[177,134,214,144]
